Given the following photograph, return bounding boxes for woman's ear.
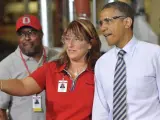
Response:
[123,17,132,29]
[89,38,95,50]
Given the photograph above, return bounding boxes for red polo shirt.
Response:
[31,62,94,120]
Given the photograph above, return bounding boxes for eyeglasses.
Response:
[61,35,84,45]
[99,16,126,26]
[17,30,39,39]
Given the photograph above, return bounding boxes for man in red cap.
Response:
[0,15,58,120]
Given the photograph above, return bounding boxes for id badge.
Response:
[58,80,68,92]
[32,95,42,112]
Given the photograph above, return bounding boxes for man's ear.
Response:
[123,17,132,29]
[40,32,44,37]
[88,44,92,50]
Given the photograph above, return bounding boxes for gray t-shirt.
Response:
[0,46,58,120]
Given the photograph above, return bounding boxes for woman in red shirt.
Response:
[0,19,101,120]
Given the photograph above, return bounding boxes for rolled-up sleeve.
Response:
[0,92,11,109]
[0,63,11,109]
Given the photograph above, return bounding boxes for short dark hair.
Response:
[102,1,135,30]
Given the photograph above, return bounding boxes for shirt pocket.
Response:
[12,96,30,107]
[128,65,156,99]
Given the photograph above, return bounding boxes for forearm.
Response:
[0,79,28,96]
[0,77,42,96]
[0,109,8,120]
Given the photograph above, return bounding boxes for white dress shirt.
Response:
[92,36,160,120]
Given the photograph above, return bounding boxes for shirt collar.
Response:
[115,35,138,57]
[15,46,30,60]
[15,46,48,61]
[43,46,49,58]
[55,63,93,73]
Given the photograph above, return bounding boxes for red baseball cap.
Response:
[16,15,42,32]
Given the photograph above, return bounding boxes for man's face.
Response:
[17,27,43,57]
[99,8,126,46]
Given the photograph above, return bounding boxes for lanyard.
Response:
[20,48,47,75]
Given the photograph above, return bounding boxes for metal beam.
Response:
[38,0,54,47]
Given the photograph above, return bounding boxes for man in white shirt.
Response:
[92,1,160,120]
[0,15,58,120]
[99,0,159,54]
